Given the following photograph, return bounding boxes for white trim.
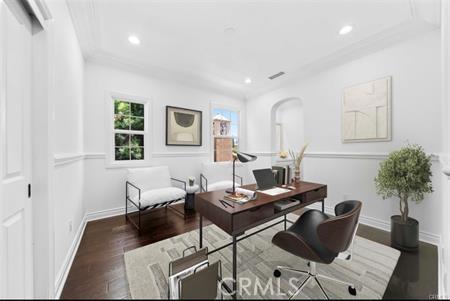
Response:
[246,18,438,99]
[210,102,242,162]
[84,152,106,160]
[54,200,443,298]
[249,151,440,161]
[54,152,215,165]
[54,214,87,299]
[105,91,152,168]
[152,152,210,158]
[308,203,441,246]
[54,153,84,167]
[438,239,446,299]
[53,205,133,298]
[85,206,127,222]
[66,0,439,100]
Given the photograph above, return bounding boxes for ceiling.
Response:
[67,0,440,99]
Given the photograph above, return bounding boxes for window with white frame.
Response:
[112,97,147,161]
[212,108,239,162]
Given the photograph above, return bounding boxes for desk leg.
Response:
[199,215,203,249]
[232,235,237,300]
[284,214,287,230]
[321,200,325,213]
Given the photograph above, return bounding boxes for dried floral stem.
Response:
[290,144,308,170]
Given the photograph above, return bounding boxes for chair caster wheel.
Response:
[273,269,281,278]
[348,286,357,296]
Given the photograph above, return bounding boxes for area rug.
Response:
[124,215,400,299]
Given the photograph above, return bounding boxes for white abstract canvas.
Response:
[342,77,391,142]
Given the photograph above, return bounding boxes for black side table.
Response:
[185,184,199,211]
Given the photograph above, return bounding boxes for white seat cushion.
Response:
[207,181,240,192]
[137,187,186,208]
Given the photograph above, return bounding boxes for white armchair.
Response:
[126,166,187,233]
[200,162,246,192]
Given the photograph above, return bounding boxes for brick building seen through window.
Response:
[212,108,239,162]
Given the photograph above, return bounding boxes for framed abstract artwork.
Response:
[342,76,392,143]
[166,106,202,146]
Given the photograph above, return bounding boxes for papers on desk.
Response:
[223,188,257,204]
[259,187,291,196]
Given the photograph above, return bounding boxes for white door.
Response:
[0,0,33,298]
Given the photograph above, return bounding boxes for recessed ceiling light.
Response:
[245,77,252,84]
[224,27,236,34]
[339,25,353,35]
[128,35,140,45]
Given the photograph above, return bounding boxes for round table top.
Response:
[186,184,199,194]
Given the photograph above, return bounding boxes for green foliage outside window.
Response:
[114,99,145,161]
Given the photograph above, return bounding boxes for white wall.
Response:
[440,0,450,296]
[46,0,85,295]
[246,30,443,243]
[273,98,304,153]
[83,63,246,214]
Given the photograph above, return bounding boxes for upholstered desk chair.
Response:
[199,162,246,192]
[126,166,187,233]
[272,200,362,299]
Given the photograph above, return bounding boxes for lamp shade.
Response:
[234,151,257,163]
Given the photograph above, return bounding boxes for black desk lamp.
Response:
[226,151,257,195]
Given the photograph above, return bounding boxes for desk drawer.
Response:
[232,205,274,233]
[304,186,327,203]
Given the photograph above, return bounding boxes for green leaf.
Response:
[115,147,130,160]
[114,114,130,130]
[130,117,144,131]
[131,134,144,147]
[131,103,144,117]
[130,147,144,160]
[374,144,433,205]
[115,134,129,147]
[114,100,130,115]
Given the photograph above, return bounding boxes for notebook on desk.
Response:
[253,168,291,195]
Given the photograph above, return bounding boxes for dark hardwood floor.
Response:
[60,204,438,299]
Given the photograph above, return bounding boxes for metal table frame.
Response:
[198,200,325,299]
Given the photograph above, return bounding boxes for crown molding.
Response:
[86,50,246,99]
[67,0,440,100]
[246,18,439,99]
[66,0,101,56]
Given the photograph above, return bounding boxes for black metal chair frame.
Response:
[200,173,243,192]
[125,177,187,233]
[168,246,224,300]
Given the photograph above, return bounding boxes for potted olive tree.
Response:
[374,144,433,252]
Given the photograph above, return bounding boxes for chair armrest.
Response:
[234,174,243,186]
[126,181,141,200]
[200,173,208,192]
[171,177,187,191]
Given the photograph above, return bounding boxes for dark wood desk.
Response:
[195,181,327,299]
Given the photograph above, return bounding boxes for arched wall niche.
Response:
[270,97,304,164]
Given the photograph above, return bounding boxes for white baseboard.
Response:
[438,242,446,298]
[85,206,126,222]
[54,214,87,299]
[308,203,441,246]
[53,205,135,298]
[54,203,442,299]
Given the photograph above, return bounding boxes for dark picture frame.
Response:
[166,106,202,146]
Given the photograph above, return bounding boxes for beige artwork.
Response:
[166,106,202,146]
[342,77,391,142]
